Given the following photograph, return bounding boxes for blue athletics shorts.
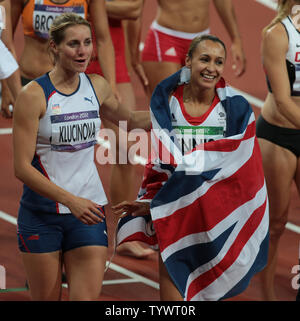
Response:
[17,205,108,253]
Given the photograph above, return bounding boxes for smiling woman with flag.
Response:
[113,34,269,301]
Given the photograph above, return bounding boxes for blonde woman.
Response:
[256,0,300,301]
[13,13,150,301]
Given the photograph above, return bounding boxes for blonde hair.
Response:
[49,12,91,45]
[263,0,300,32]
[48,13,91,64]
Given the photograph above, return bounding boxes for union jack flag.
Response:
[117,69,269,301]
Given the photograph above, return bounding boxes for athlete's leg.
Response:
[142,61,182,98]
[293,155,300,195]
[107,82,138,205]
[103,82,154,258]
[293,157,300,302]
[21,251,63,301]
[64,245,107,301]
[158,254,183,301]
[257,138,297,300]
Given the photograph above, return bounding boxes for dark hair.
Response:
[49,12,91,45]
[187,34,227,59]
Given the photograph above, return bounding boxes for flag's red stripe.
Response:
[154,143,265,252]
[140,162,168,199]
[185,120,256,155]
[120,232,158,246]
[186,199,267,300]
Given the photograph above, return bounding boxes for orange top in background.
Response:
[22,0,88,39]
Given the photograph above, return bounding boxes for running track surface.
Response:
[0,0,299,301]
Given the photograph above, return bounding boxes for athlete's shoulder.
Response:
[262,22,289,58]
[263,22,288,45]
[85,73,112,102]
[85,73,108,89]
[20,78,45,100]
[14,80,46,118]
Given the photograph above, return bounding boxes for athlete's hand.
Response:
[231,39,246,77]
[67,196,105,225]
[112,200,150,218]
[0,86,14,118]
[110,82,122,103]
[133,63,149,92]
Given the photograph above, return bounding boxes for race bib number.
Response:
[33,4,85,39]
[174,126,224,154]
[50,110,100,151]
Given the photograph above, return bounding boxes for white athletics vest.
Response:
[21,73,108,214]
[169,84,227,154]
[281,16,300,96]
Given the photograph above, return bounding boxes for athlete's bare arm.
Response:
[90,74,151,130]
[262,23,300,128]
[213,0,246,76]
[89,0,117,96]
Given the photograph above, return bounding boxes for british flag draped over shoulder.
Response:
[117,68,269,301]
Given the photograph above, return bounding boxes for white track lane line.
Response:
[108,262,159,289]
[255,0,277,11]
[0,210,159,290]
[62,278,147,288]
[0,210,17,225]
[232,87,264,109]
[286,222,300,235]
[0,206,299,237]
[0,128,12,135]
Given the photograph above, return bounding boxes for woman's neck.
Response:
[49,67,80,93]
[183,83,215,106]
